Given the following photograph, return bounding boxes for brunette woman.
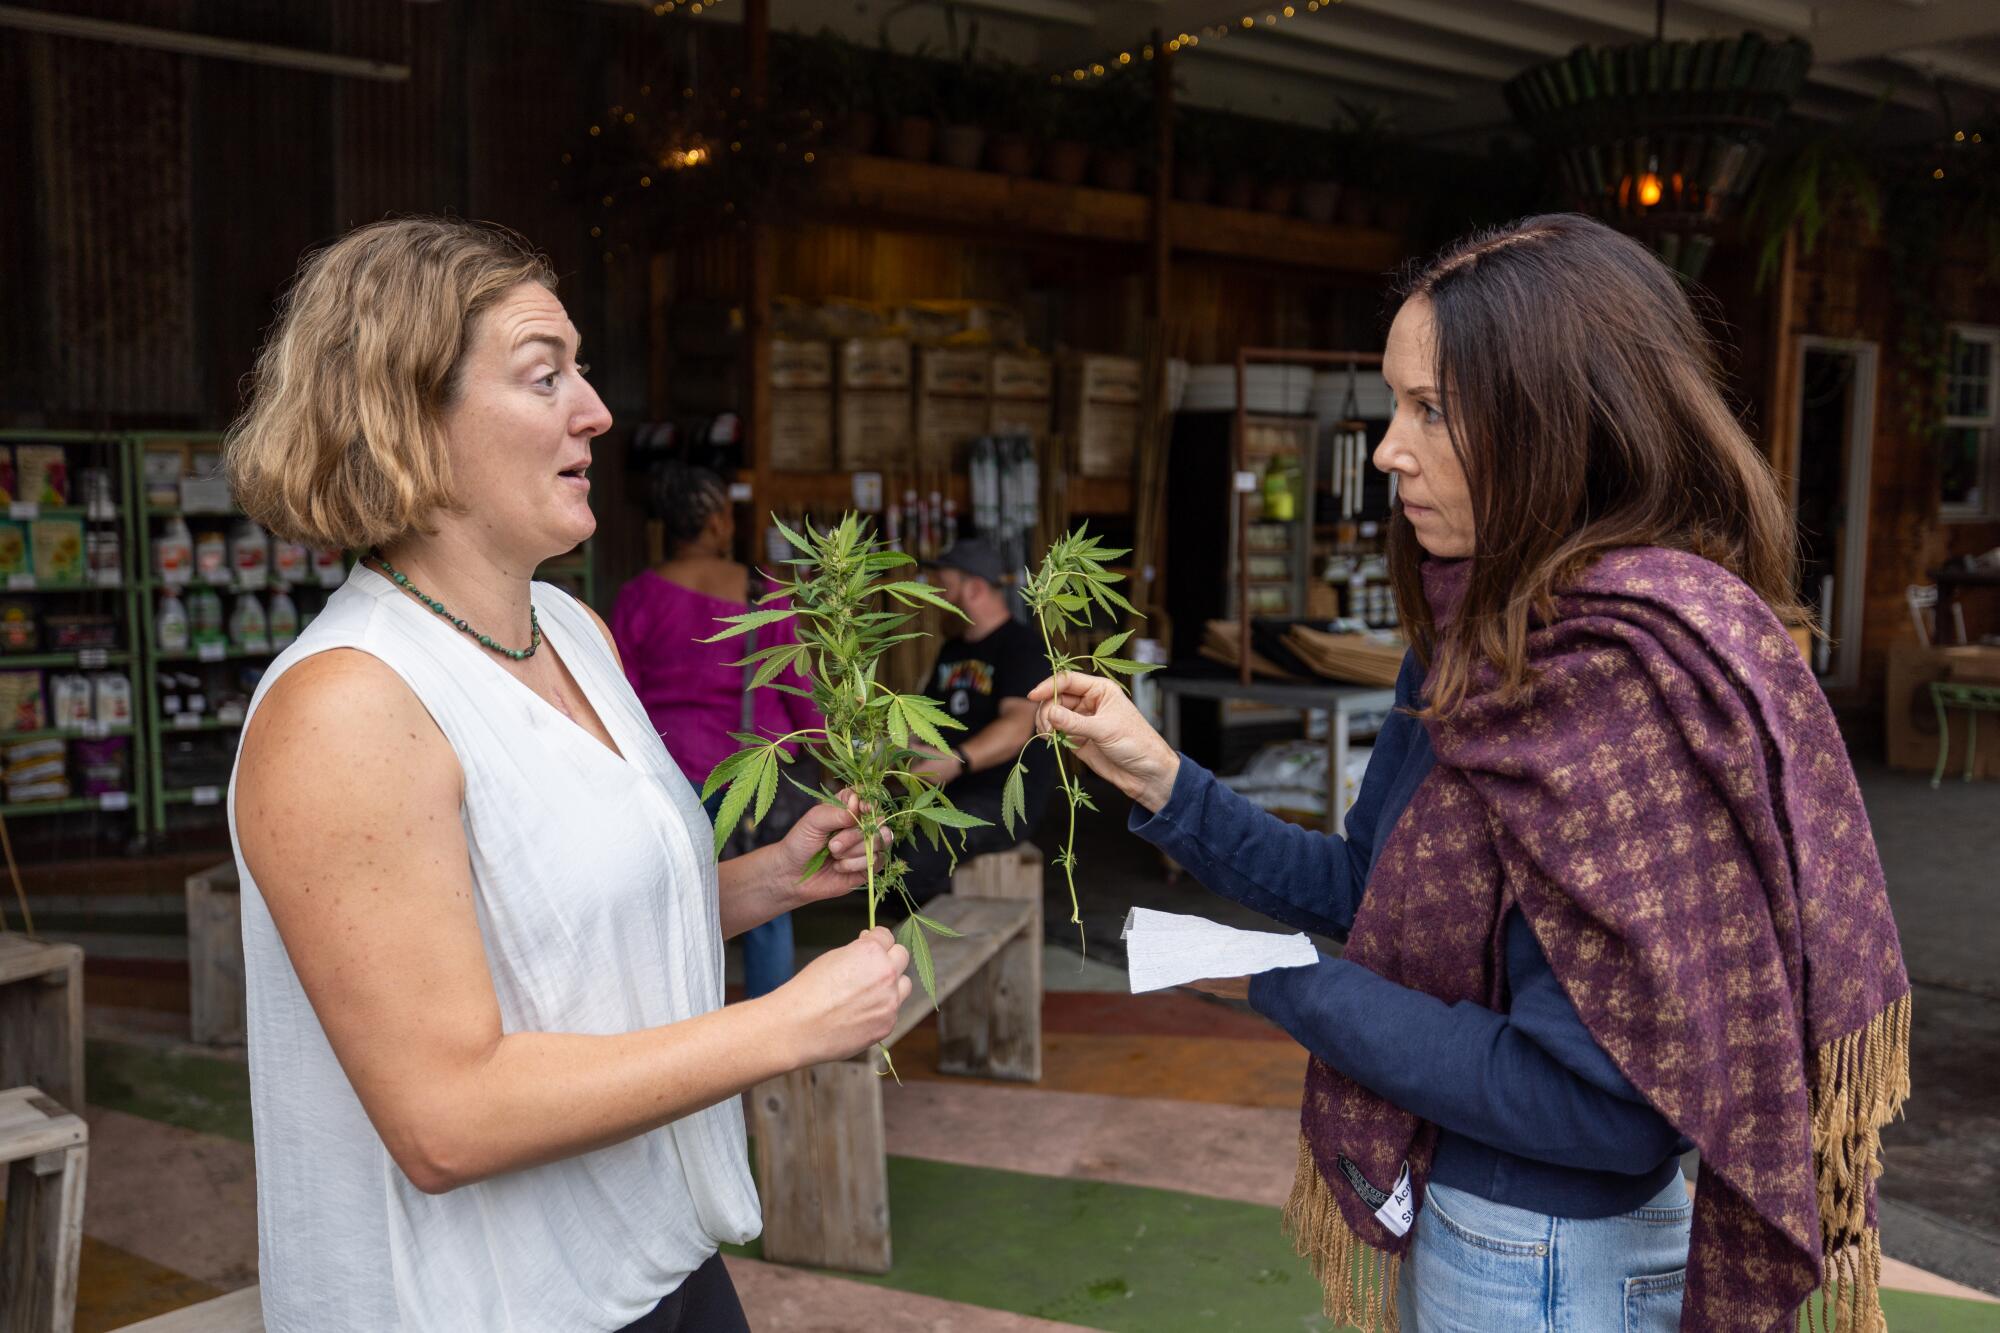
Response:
[1033,214,1909,1332]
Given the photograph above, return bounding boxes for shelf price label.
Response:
[7,573,35,591]
[90,569,122,588]
[9,502,38,521]
[197,642,228,663]
[239,636,271,655]
[97,791,131,812]
[77,719,108,739]
[77,649,108,669]
[191,786,222,807]
[173,712,201,730]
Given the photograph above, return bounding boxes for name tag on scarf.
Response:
[1337,1156,1415,1237]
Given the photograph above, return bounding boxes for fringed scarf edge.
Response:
[1281,991,1911,1333]
[1280,1133,1403,1333]
[1803,989,1912,1333]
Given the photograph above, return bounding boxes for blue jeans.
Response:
[702,789,794,999]
[1397,1175,1692,1332]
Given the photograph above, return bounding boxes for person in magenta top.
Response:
[609,463,822,996]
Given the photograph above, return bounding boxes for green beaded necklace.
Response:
[370,551,541,661]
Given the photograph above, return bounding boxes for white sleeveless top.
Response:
[228,565,761,1332]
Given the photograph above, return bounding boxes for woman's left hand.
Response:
[1182,975,1251,1001]
[775,789,892,905]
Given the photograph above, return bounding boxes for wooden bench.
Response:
[748,842,1043,1273]
[0,934,84,1114]
[185,862,245,1047]
[1,1086,88,1333]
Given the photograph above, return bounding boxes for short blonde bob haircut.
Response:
[225,216,556,551]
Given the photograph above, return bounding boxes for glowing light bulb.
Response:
[1638,172,1663,207]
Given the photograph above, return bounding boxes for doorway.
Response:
[1791,338,1878,693]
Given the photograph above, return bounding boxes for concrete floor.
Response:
[1001,754,2000,1298]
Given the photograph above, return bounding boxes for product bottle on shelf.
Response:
[268,590,299,647]
[157,591,191,652]
[189,588,225,645]
[230,593,268,649]
[231,521,270,589]
[155,516,194,587]
[272,538,309,586]
[195,528,229,585]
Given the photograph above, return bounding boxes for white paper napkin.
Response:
[1120,906,1319,995]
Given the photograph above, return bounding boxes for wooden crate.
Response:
[836,389,912,471]
[913,393,991,470]
[0,934,83,1114]
[748,846,1042,1273]
[769,389,834,472]
[186,861,246,1047]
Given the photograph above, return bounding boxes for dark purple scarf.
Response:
[1284,547,1910,1333]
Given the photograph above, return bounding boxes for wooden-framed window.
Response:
[1942,324,1999,521]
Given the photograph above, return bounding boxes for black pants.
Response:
[900,785,1037,903]
[618,1253,749,1333]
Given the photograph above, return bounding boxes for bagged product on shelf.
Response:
[0,600,37,654]
[157,591,191,652]
[79,467,117,520]
[49,673,92,730]
[230,593,268,650]
[92,674,131,727]
[189,588,225,644]
[194,528,229,584]
[143,447,184,508]
[154,515,194,586]
[31,517,85,584]
[268,590,299,647]
[73,736,128,796]
[0,447,13,504]
[14,445,68,506]
[231,521,270,588]
[0,670,44,731]
[86,527,122,585]
[0,521,27,578]
[44,613,117,651]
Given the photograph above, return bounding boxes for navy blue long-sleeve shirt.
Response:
[1130,651,1689,1218]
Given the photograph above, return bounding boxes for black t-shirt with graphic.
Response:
[926,616,1055,822]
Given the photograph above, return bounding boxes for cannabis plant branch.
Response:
[1002,527,1154,939]
[699,514,989,1011]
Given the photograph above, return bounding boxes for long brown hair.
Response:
[1390,213,1805,718]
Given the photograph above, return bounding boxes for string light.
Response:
[1118,51,1131,64]
[1057,0,1327,81]
[1935,167,1947,179]
[1955,130,1966,141]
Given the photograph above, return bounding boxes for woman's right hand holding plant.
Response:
[1029,672,1181,814]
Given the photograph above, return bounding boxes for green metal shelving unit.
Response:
[0,428,599,851]
[0,429,149,831]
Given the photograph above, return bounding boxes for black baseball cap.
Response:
[925,537,1009,587]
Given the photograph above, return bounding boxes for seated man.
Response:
[902,537,1055,902]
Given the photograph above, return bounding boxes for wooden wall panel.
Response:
[25,5,200,420]
[332,0,465,229]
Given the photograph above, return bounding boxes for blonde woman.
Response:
[225,217,910,1332]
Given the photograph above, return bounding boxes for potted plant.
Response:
[1042,85,1093,185]
[776,30,876,155]
[1296,129,1343,224]
[871,44,939,163]
[1332,100,1393,226]
[1174,111,1221,204]
[932,12,991,171]
[985,60,1045,176]
[1217,116,1261,210]
[1084,63,1153,192]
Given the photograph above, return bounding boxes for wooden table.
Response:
[0,933,85,1115]
[1156,673,1398,836]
